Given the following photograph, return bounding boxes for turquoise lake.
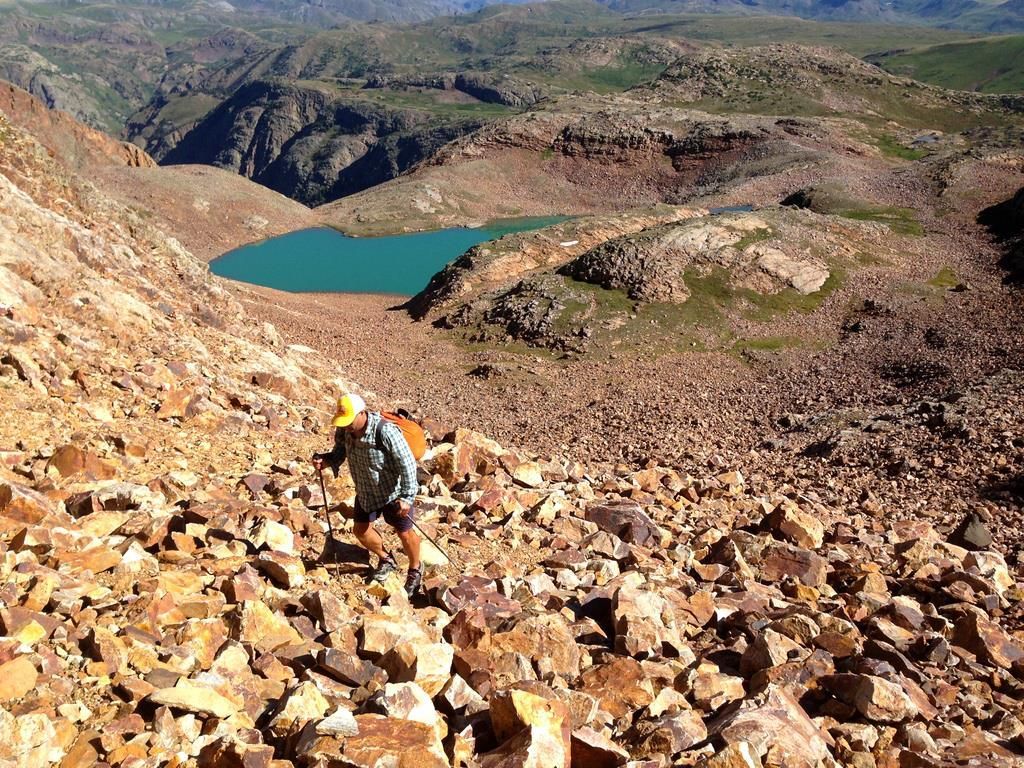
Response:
[210,217,566,296]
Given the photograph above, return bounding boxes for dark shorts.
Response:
[353,499,415,533]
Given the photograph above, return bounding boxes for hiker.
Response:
[312,393,422,597]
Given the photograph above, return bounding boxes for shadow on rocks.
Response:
[978,471,1024,506]
[978,187,1024,284]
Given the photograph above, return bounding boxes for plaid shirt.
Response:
[325,411,418,511]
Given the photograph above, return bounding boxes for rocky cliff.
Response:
[159,79,489,206]
[318,92,818,235]
[0,81,154,172]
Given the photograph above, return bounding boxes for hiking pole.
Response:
[410,518,453,565]
[316,466,337,563]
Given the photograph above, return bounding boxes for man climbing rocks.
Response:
[312,393,423,597]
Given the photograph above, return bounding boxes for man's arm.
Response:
[382,424,418,504]
[312,428,347,476]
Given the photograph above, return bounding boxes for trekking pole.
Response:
[410,518,453,565]
[316,466,337,563]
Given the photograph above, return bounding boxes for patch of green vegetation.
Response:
[740,266,845,322]
[732,335,805,354]
[550,296,591,335]
[875,134,928,161]
[894,278,957,308]
[683,92,833,119]
[788,185,925,236]
[855,250,888,266]
[734,227,773,250]
[844,87,1012,132]
[869,35,1024,93]
[457,336,560,363]
[896,280,935,298]
[571,262,838,358]
[565,62,667,93]
[927,266,960,288]
[358,88,515,117]
[563,279,637,315]
[540,148,555,160]
[635,15,975,56]
[483,215,572,238]
[839,208,924,236]
[157,94,222,125]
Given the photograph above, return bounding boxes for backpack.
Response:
[374,409,427,460]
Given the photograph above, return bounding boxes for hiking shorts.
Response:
[353,498,415,533]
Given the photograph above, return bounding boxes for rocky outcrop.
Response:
[648,44,1024,120]
[407,207,702,319]
[453,73,545,108]
[0,80,154,171]
[161,79,486,205]
[364,72,546,108]
[425,208,889,351]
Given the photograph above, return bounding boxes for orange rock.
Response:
[238,600,303,653]
[47,445,117,480]
[299,714,448,768]
[158,388,200,420]
[56,545,122,574]
[60,730,101,768]
[952,612,1024,670]
[486,686,572,768]
[0,656,38,702]
[0,482,56,524]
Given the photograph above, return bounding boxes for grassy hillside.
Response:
[0,0,986,135]
[613,13,977,55]
[868,35,1024,92]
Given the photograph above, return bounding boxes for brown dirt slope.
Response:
[0,80,317,261]
[93,163,318,261]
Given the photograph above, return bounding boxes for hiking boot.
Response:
[404,567,423,597]
[371,555,397,583]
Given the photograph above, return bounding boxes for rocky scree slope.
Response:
[0,81,154,172]
[1,105,1024,768]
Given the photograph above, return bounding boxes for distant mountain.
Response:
[594,0,1024,31]
[14,0,1024,28]
[22,0,540,24]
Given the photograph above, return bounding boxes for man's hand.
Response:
[312,454,324,471]
[395,499,411,518]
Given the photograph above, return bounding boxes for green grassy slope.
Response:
[868,35,1024,92]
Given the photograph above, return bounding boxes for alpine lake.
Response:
[210,217,568,296]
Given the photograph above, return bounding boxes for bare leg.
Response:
[353,522,389,561]
[396,528,421,570]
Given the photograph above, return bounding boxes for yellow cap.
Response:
[332,393,366,428]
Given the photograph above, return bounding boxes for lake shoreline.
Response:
[209,217,567,295]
